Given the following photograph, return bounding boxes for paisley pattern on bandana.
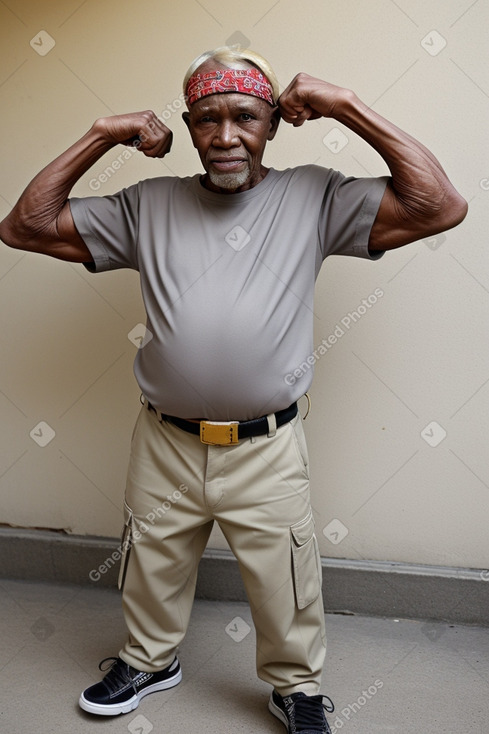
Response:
[186,68,275,106]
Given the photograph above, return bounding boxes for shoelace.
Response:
[98,657,140,696]
[289,693,335,731]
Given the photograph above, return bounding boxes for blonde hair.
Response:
[183,46,280,103]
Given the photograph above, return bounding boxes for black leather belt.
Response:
[146,401,298,445]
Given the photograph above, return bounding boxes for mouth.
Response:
[209,158,247,172]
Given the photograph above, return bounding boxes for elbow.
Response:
[0,213,44,252]
[0,216,20,249]
[454,193,469,226]
[420,186,469,236]
[439,190,468,231]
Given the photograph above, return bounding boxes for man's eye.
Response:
[240,113,253,121]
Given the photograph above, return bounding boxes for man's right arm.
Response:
[0,112,172,263]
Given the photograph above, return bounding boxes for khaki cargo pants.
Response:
[117,404,326,696]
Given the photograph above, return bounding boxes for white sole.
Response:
[79,666,182,716]
[268,694,289,731]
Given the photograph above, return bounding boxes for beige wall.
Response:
[0,0,487,568]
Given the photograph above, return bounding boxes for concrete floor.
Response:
[0,579,488,733]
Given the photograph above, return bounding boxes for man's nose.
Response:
[213,121,239,147]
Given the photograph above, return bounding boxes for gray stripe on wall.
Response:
[0,528,487,626]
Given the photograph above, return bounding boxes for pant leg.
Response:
[213,414,326,696]
[118,406,213,672]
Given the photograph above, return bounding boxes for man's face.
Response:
[184,63,279,193]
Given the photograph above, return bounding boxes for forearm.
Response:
[334,91,467,225]
[0,123,113,248]
[279,73,467,248]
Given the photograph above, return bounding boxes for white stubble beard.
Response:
[207,163,251,191]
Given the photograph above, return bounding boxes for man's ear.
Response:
[267,106,281,141]
[182,110,199,149]
[182,111,191,130]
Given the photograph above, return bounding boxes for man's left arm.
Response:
[278,73,468,251]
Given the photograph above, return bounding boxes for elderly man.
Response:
[0,46,466,733]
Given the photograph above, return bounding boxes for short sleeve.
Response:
[318,172,389,261]
[69,183,140,273]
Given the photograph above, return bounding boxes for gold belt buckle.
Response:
[200,420,239,446]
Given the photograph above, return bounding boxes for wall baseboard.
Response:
[1,528,487,626]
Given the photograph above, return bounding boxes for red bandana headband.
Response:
[186,68,275,107]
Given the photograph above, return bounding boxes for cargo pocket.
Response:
[290,511,321,609]
[118,501,134,591]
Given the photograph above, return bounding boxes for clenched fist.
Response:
[93,111,173,158]
[278,73,353,126]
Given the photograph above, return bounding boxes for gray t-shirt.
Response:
[70,165,388,421]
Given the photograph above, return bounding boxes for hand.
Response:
[93,111,173,158]
[278,73,351,126]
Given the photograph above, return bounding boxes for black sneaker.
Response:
[79,655,182,716]
[269,689,334,734]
